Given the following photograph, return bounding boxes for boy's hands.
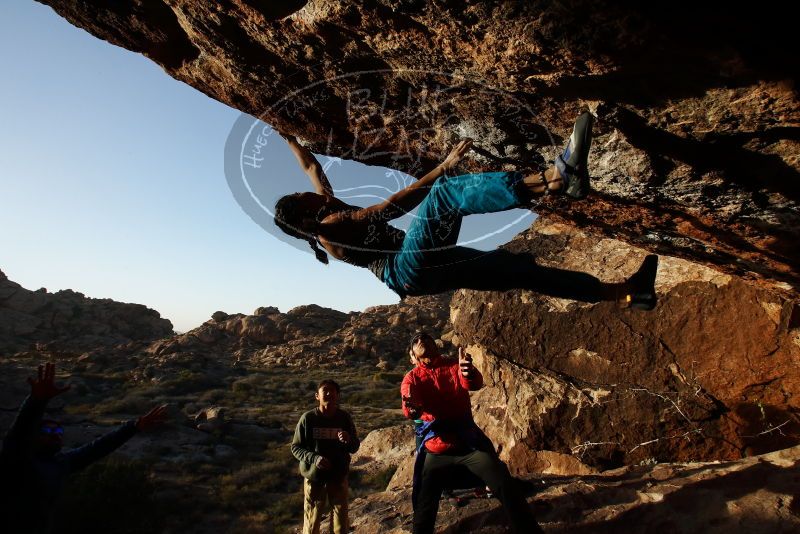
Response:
[315,456,332,469]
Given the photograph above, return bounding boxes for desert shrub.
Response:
[161,369,219,394]
[263,493,303,532]
[281,377,308,390]
[220,467,287,509]
[372,372,404,384]
[227,513,272,534]
[144,477,221,533]
[93,393,153,415]
[55,458,162,534]
[346,385,398,407]
[234,374,271,390]
[219,444,300,513]
[350,465,398,497]
[198,388,227,404]
[232,379,255,393]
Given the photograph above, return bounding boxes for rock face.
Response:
[0,269,173,354]
[19,4,800,529]
[451,220,800,471]
[349,445,800,533]
[37,0,800,293]
[351,424,415,482]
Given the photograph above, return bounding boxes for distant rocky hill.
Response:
[0,266,451,369]
[146,293,451,371]
[0,269,173,355]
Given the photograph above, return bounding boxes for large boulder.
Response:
[195,406,226,433]
[452,220,800,471]
[351,424,415,486]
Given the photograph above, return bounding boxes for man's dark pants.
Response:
[413,449,542,534]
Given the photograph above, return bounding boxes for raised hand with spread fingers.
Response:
[27,362,70,401]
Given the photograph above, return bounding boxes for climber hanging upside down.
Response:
[274,112,659,309]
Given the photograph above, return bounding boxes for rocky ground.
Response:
[349,425,800,534]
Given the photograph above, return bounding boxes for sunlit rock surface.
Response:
[451,220,800,470]
[38,0,800,293]
[347,444,800,533]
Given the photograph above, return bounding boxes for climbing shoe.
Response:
[555,111,595,199]
[622,254,659,311]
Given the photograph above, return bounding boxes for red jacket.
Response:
[401,356,483,454]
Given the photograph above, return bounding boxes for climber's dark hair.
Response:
[274,193,329,265]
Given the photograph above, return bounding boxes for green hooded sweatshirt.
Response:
[291,408,360,482]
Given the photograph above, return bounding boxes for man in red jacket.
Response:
[400,332,543,534]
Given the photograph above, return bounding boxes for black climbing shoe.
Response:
[555,111,595,199]
[623,254,659,311]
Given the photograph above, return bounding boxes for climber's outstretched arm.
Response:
[331,138,473,224]
[280,133,334,197]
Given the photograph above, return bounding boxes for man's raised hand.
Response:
[28,363,70,401]
[458,347,474,379]
[136,404,169,432]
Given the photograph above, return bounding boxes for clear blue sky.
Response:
[0,1,533,332]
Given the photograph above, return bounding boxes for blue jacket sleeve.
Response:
[0,395,47,462]
[63,420,139,473]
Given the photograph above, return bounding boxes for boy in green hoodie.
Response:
[291,379,360,534]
